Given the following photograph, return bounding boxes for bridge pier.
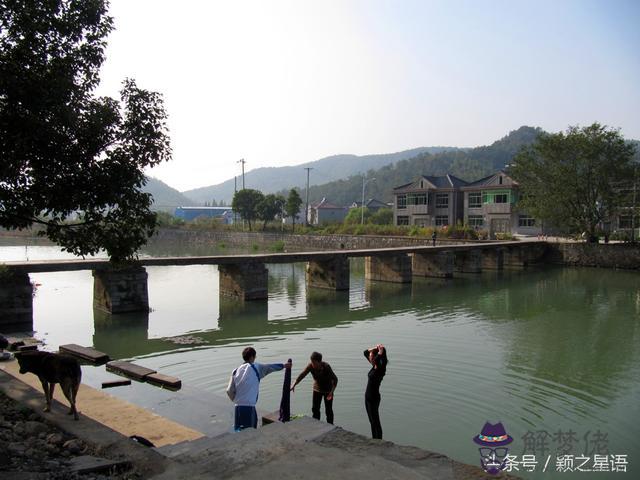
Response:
[412,251,454,278]
[93,266,150,314]
[482,247,504,270]
[454,249,482,273]
[365,254,412,283]
[0,271,33,330]
[306,256,350,290]
[219,263,268,301]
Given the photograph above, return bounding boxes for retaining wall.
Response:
[545,242,640,269]
[150,228,466,251]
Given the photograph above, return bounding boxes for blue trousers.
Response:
[234,405,258,431]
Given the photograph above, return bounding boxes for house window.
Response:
[468,192,482,208]
[518,215,536,227]
[435,215,449,226]
[397,195,407,209]
[483,190,511,204]
[397,216,409,226]
[468,215,484,228]
[618,215,636,229]
[435,193,449,208]
[408,193,427,205]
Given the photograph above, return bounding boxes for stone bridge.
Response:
[1,241,547,327]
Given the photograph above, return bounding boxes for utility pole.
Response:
[237,158,246,190]
[361,176,376,224]
[234,175,237,225]
[633,166,638,242]
[304,167,313,226]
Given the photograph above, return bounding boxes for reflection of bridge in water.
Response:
[2,241,547,332]
[92,266,556,360]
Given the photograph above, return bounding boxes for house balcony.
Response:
[484,203,513,214]
[403,204,430,215]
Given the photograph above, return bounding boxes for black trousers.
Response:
[312,390,334,424]
[365,395,382,439]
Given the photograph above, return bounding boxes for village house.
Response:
[308,198,348,225]
[392,171,542,237]
[392,175,466,227]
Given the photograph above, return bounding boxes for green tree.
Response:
[285,189,303,232]
[370,208,393,225]
[511,124,636,241]
[232,189,264,230]
[257,194,285,230]
[344,207,371,224]
[0,1,171,262]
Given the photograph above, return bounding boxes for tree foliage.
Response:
[257,193,285,230]
[0,0,171,262]
[285,189,303,231]
[369,208,393,225]
[344,207,371,224]
[232,189,263,230]
[511,124,636,241]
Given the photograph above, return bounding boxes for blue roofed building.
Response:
[174,206,234,223]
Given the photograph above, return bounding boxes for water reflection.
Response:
[2,240,639,476]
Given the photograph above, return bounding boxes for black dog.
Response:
[16,351,82,420]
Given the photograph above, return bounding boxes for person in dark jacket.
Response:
[291,351,338,424]
[364,344,388,439]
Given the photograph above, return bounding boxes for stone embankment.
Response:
[150,228,464,251]
[545,242,640,269]
[0,391,138,479]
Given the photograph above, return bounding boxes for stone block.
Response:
[412,251,454,278]
[0,271,33,329]
[106,360,156,381]
[365,254,412,283]
[306,255,349,290]
[92,266,149,314]
[454,249,482,273]
[218,262,268,301]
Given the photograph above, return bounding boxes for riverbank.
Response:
[0,356,511,479]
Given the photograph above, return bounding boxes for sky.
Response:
[97,0,640,192]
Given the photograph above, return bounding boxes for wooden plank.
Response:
[145,373,181,390]
[101,379,132,389]
[60,344,110,365]
[106,361,156,381]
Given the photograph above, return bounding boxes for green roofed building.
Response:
[461,171,541,237]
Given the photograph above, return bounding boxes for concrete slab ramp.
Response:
[152,417,507,480]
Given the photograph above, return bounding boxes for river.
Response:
[1,237,639,478]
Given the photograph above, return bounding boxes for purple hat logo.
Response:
[473,422,513,475]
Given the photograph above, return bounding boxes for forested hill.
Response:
[142,177,196,212]
[294,126,544,205]
[182,147,460,204]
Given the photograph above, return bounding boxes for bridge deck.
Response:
[4,240,542,273]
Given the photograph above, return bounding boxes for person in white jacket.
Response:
[226,346,291,431]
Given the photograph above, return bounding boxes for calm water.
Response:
[2,238,639,478]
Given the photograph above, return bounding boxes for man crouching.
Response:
[16,351,82,420]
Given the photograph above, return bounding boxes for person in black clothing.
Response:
[364,344,388,439]
[291,351,338,424]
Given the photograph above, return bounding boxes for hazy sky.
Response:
[98,0,640,192]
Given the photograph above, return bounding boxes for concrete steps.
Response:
[150,417,496,480]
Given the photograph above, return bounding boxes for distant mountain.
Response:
[294,126,545,206]
[142,177,196,212]
[182,147,460,204]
